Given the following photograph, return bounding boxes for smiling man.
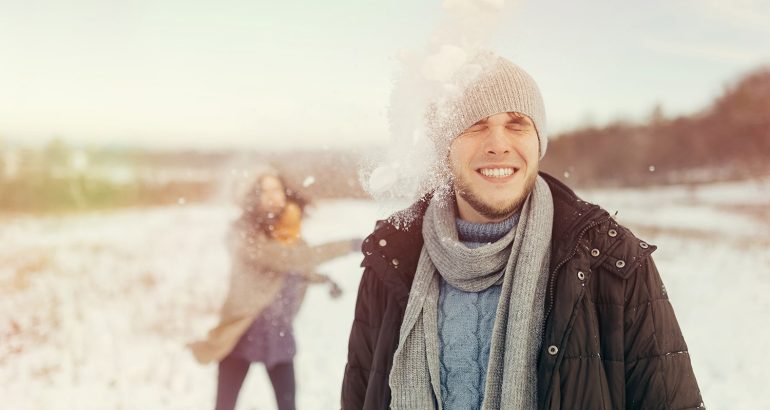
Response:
[450,111,539,223]
[342,52,704,409]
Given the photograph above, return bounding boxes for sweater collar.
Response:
[455,213,519,245]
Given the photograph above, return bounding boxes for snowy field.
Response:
[2,177,770,409]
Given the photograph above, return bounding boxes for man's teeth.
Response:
[479,168,514,178]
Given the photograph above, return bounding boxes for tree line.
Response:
[540,66,770,187]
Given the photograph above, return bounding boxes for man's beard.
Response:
[453,171,537,220]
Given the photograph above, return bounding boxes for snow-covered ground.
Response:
[1,177,769,409]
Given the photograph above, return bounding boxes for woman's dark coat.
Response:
[342,172,704,409]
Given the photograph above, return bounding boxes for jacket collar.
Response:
[540,172,608,266]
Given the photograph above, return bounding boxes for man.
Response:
[342,52,704,409]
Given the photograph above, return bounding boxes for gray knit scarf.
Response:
[389,175,554,410]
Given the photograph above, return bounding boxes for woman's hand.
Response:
[312,273,344,299]
[327,279,343,299]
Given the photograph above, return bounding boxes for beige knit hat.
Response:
[426,51,548,159]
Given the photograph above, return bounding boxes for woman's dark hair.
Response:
[238,172,310,235]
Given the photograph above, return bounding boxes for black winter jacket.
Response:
[341,173,704,409]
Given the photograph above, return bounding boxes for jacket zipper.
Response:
[543,215,612,322]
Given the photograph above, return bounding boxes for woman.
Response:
[189,171,359,410]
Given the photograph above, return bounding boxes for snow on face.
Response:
[360,0,511,226]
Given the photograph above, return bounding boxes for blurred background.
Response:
[1,0,769,409]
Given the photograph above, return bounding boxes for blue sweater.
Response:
[438,214,519,410]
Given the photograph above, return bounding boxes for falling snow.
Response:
[302,176,316,188]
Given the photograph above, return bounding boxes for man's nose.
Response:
[484,128,511,155]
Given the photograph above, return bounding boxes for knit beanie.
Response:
[426,51,548,159]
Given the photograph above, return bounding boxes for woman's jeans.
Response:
[215,355,295,410]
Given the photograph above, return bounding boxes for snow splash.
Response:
[359,0,513,227]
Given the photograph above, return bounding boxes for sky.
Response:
[1,0,769,150]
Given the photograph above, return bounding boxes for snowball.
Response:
[367,165,400,196]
